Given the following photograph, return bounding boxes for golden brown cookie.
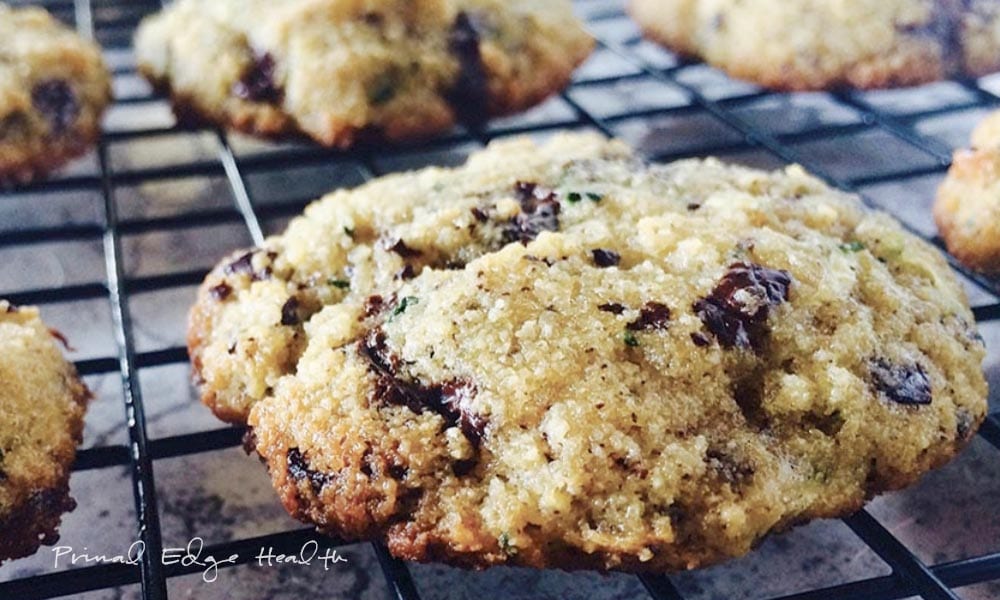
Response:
[629,0,1000,90]
[188,133,987,572]
[135,0,593,147]
[935,110,1000,274]
[0,4,111,185]
[0,301,90,563]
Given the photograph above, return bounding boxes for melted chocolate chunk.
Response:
[280,297,300,326]
[471,207,489,223]
[364,295,387,318]
[224,250,274,281]
[691,332,711,347]
[361,329,484,446]
[31,80,79,134]
[241,428,258,455]
[5,303,18,313]
[693,262,793,351]
[504,181,560,244]
[627,302,672,331]
[209,282,232,301]
[598,302,626,315]
[869,359,932,406]
[286,447,333,493]
[233,52,282,103]
[445,12,489,127]
[395,264,416,280]
[388,239,422,258]
[591,249,621,268]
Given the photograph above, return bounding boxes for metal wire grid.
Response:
[0,0,997,598]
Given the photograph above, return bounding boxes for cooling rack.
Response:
[1,0,999,598]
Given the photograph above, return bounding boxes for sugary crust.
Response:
[0,301,90,564]
[629,0,1000,91]
[935,110,1000,274]
[0,4,112,184]
[191,133,987,572]
[134,0,593,147]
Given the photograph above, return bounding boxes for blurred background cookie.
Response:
[0,3,111,185]
[0,301,90,564]
[135,0,593,147]
[935,110,1000,274]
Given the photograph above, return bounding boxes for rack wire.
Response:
[1,0,999,598]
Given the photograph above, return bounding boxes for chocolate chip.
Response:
[233,52,282,103]
[452,459,477,477]
[691,332,711,347]
[706,448,754,488]
[598,302,626,315]
[223,250,274,281]
[956,409,975,441]
[627,302,671,331]
[209,282,232,301]
[5,303,18,313]
[241,428,258,455]
[869,359,932,406]
[364,295,387,318]
[361,329,485,447]
[693,262,793,351]
[31,80,79,134]
[280,297,300,326]
[395,264,416,280]
[446,11,489,127]
[471,207,489,223]
[591,249,621,268]
[225,251,255,276]
[686,203,701,211]
[504,181,560,244]
[388,239,422,258]
[287,447,333,493]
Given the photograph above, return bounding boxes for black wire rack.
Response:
[1,0,999,598]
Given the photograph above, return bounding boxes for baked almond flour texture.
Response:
[188,133,988,571]
[134,0,593,147]
[0,302,90,563]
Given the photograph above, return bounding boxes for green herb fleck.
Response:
[624,330,639,347]
[839,241,865,253]
[498,532,518,556]
[344,226,355,238]
[328,279,350,290]
[566,192,582,203]
[392,296,419,319]
[586,192,603,202]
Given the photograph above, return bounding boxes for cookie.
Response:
[189,133,987,571]
[629,0,1000,90]
[0,301,90,563]
[134,0,593,147]
[0,4,111,185]
[935,110,1000,274]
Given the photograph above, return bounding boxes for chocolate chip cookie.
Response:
[135,0,593,147]
[0,301,90,563]
[935,110,1000,274]
[629,0,1000,90]
[0,4,111,184]
[190,133,987,571]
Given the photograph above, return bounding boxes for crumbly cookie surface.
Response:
[135,0,593,147]
[0,4,111,184]
[935,110,1000,274]
[0,301,89,563]
[629,0,1000,90]
[189,133,987,571]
